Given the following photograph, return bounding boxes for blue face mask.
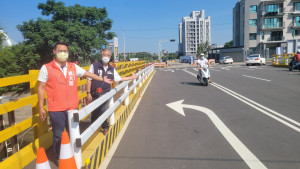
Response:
[201,56,204,59]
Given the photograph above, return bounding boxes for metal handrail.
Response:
[67,64,154,168]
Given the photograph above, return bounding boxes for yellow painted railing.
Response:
[0,60,145,169]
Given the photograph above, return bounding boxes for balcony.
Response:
[261,22,285,30]
[262,10,284,17]
[292,10,300,15]
[267,36,285,42]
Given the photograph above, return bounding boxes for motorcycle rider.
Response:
[197,53,211,83]
[290,50,300,67]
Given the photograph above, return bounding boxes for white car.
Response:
[245,54,266,66]
[219,56,233,64]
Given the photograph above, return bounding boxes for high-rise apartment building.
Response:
[233,0,300,57]
[179,11,211,57]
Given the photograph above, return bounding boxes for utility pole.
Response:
[120,26,126,61]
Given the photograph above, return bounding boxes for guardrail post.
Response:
[29,70,48,139]
[7,99,19,154]
[124,85,129,106]
[139,75,142,88]
[109,97,115,125]
[0,99,8,160]
[142,72,145,83]
[133,79,137,94]
[67,109,82,169]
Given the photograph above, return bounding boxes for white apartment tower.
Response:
[179,11,211,57]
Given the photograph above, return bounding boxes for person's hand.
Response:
[131,73,138,79]
[39,108,47,122]
[86,93,92,104]
[104,76,113,84]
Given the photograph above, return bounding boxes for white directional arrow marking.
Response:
[166,100,267,169]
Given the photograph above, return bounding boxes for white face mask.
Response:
[102,57,110,64]
[57,52,69,62]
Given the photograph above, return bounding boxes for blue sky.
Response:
[0,0,238,53]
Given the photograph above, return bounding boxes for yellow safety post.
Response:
[285,54,289,66]
[29,70,48,139]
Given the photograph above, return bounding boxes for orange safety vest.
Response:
[45,60,79,111]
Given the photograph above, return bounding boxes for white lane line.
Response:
[167,100,267,169]
[99,71,156,169]
[242,75,271,82]
[164,69,174,72]
[182,69,300,133]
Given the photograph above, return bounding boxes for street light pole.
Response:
[120,26,126,61]
[158,39,175,61]
[158,40,167,61]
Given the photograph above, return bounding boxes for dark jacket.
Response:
[91,62,115,94]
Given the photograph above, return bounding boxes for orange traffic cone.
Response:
[36,147,51,169]
[58,131,77,169]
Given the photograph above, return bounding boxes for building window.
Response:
[265,4,278,13]
[261,32,264,40]
[295,30,300,36]
[249,33,257,40]
[264,18,282,28]
[250,6,257,13]
[295,16,300,26]
[249,19,257,26]
[295,3,300,12]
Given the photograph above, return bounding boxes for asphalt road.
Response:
[106,63,300,169]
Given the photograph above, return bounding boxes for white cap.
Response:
[200,53,205,56]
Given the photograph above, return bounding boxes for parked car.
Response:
[219,56,233,64]
[245,54,266,66]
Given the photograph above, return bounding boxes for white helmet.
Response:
[200,53,205,56]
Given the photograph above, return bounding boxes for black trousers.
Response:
[91,94,109,129]
[49,111,69,160]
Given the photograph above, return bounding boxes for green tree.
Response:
[17,0,115,65]
[168,53,177,60]
[197,41,211,56]
[0,30,5,48]
[224,40,233,48]
[0,47,23,95]
[11,43,41,73]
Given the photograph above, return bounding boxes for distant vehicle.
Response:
[130,58,139,61]
[245,54,266,66]
[219,56,233,64]
[180,55,194,64]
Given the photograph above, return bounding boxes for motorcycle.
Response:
[197,64,210,86]
[288,58,300,72]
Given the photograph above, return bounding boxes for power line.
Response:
[111,23,232,32]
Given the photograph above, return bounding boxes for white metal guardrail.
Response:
[67,65,154,168]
